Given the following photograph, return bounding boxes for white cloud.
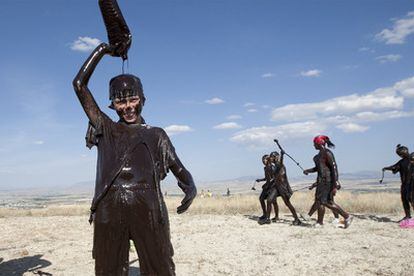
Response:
[213,122,242,130]
[164,125,193,136]
[205,97,225,105]
[300,69,322,77]
[247,109,258,113]
[271,91,403,122]
[358,47,371,52]
[394,76,414,97]
[227,115,242,120]
[375,54,402,63]
[70,36,101,52]
[244,102,255,107]
[262,105,270,109]
[354,110,414,122]
[33,140,44,145]
[261,73,275,78]
[230,76,414,147]
[230,121,326,148]
[376,11,414,44]
[336,123,369,133]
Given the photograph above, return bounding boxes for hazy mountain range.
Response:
[0,170,398,196]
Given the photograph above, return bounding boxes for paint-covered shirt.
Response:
[85,112,178,213]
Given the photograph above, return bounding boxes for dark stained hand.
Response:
[177,181,197,214]
[336,182,341,190]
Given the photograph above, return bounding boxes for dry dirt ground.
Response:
[1,213,414,276]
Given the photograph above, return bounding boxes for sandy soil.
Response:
[1,213,414,276]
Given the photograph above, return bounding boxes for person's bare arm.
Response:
[280,150,285,165]
[383,161,400,174]
[325,150,339,185]
[303,167,317,175]
[72,43,112,126]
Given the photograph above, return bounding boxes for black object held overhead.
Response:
[99,0,132,60]
[273,139,305,172]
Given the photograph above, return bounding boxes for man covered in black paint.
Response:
[268,151,301,225]
[383,144,414,221]
[73,42,196,276]
[256,155,278,224]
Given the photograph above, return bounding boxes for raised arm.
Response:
[72,43,112,126]
[170,159,197,214]
[280,150,285,165]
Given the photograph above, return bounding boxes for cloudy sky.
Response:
[1,1,414,188]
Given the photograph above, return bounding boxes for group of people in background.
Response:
[255,149,301,225]
[257,135,414,228]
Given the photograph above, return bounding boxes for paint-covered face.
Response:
[396,147,409,158]
[262,156,269,166]
[314,142,323,150]
[113,96,141,124]
[270,154,280,164]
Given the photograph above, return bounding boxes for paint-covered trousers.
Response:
[93,181,175,276]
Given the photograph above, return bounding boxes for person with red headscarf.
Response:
[302,135,353,228]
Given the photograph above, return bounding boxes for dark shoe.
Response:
[292,219,302,226]
[259,215,266,220]
[258,218,271,225]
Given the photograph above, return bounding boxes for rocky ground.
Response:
[1,213,414,275]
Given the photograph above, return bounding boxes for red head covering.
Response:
[313,135,329,146]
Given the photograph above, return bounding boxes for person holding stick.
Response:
[268,151,301,225]
[303,135,352,228]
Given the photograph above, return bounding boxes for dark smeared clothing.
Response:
[258,164,277,199]
[273,164,293,198]
[87,113,176,216]
[87,112,177,276]
[309,148,338,204]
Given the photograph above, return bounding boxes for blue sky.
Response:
[1,1,414,188]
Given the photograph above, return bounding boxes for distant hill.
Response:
[0,170,399,197]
